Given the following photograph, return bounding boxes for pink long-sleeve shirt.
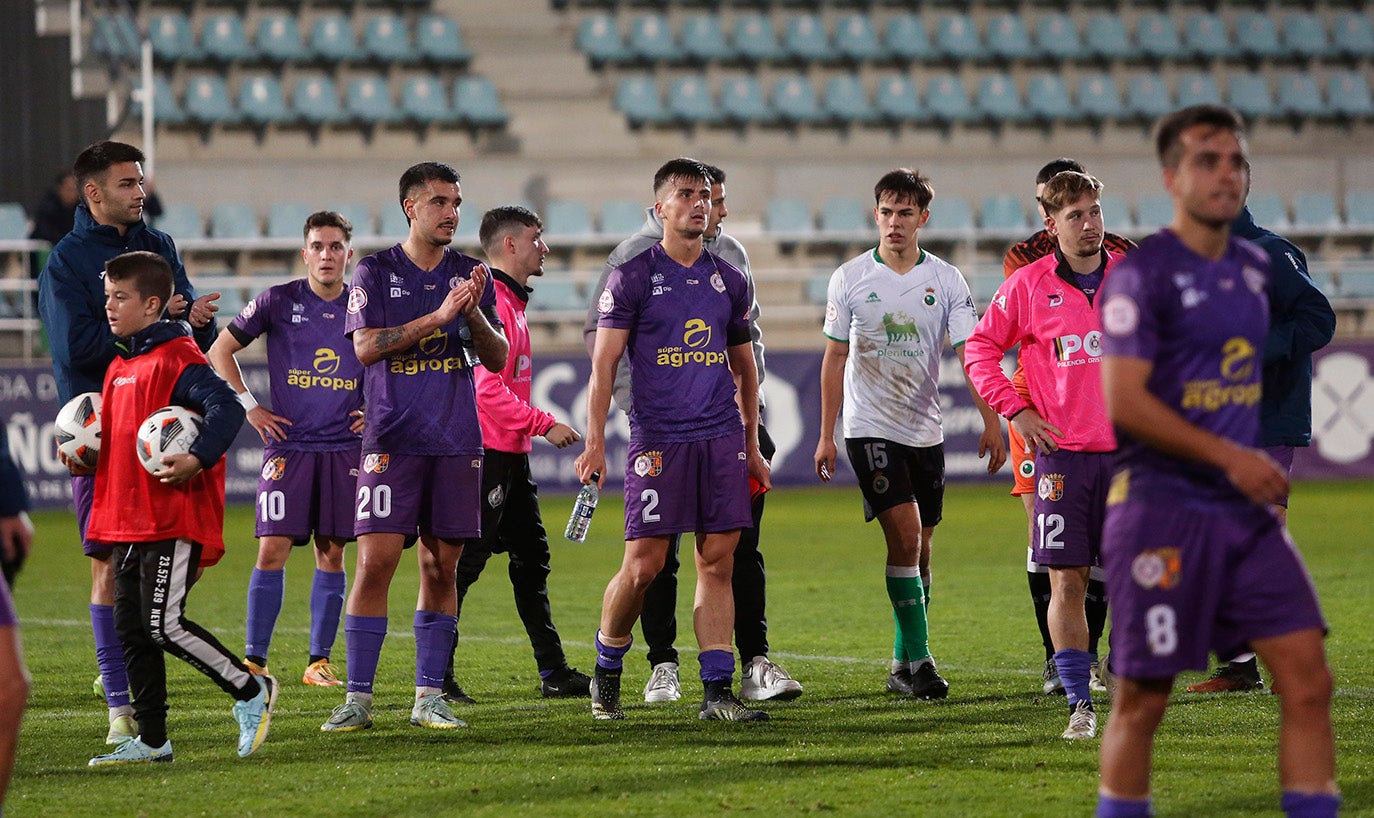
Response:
[475,272,557,454]
[964,251,1120,453]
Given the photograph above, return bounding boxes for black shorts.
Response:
[845,438,945,525]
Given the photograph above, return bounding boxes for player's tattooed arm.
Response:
[353,318,437,366]
[466,306,509,373]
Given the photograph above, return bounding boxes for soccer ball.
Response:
[54,391,102,469]
[136,406,204,475]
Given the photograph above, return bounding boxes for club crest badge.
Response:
[597,288,615,314]
[1037,473,1064,501]
[634,451,664,478]
[363,453,390,474]
[261,456,286,481]
[711,272,726,293]
[1018,459,1035,479]
[872,472,889,495]
[487,485,504,509]
[347,287,367,314]
[1131,547,1182,590]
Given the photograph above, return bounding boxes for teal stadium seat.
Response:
[783,15,836,63]
[1125,74,1173,121]
[310,14,363,62]
[401,75,457,125]
[680,15,733,62]
[379,203,411,239]
[238,74,293,128]
[1025,73,1076,123]
[805,274,830,305]
[772,74,824,126]
[822,75,877,125]
[527,279,584,315]
[1135,14,1183,62]
[292,74,345,126]
[1327,71,1374,119]
[1176,72,1222,108]
[628,14,677,63]
[1035,13,1082,62]
[925,73,973,125]
[874,74,921,124]
[732,14,785,63]
[131,75,187,126]
[1098,195,1133,233]
[1183,13,1232,60]
[884,15,934,63]
[1083,13,1134,62]
[201,13,254,63]
[544,200,594,239]
[599,200,646,238]
[0,205,27,241]
[149,12,198,63]
[150,203,203,239]
[1077,73,1123,121]
[974,73,1027,124]
[614,77,668,127]
[1332,12,1374,60]
[416,14,471,65]
[820,197,870,236]
[91,13,140,64]
[347,75,401,125]
[210,203,261,240]
[453,77,508,127]
[928,196,974,234]
[720,76,774,125]
[668,75,722,125]
[1291,193,1340,231]
[1234,13,1283,61]
[1135,194,1175,231]
[365,14,413,64]
[834,14,884,63]
[1276,72,1323,119]
[267,203,312,239]
[1282,13,1329,59]
[1246,193,1289,230]
[1227,74,1275,121]
[254,13,303,64]
[986,13,1034,62]
[765,199,814,237]
[184,74,239,126]
[330,204,375,238]
[979,194,1027,234]
[934,14,983,62]
[1344,191,1374,229]
[578,15,628,66]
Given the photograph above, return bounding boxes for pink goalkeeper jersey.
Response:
[475,271,557,454]
[964,251,1121,453]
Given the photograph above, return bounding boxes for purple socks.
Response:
[309,569,346,659]
[414,610,457,689]
[344,614,387,695]
[91,603,130,707]
[244,568,284,660]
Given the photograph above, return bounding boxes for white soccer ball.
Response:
[54,391,102,469]
[136,406,204,475]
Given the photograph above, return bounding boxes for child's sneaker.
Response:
[89,736,173,766]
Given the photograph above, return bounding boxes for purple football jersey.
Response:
[596,245,753,441]
[344,244,498,456]
[231,278,363,449]
[1098,230,1270,499]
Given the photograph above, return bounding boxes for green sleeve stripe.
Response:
[823,332,849,343]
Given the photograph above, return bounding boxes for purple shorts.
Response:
[1264,445,1295,508]
[623,432,752,540]
[1102,495,1326,680]
[353,452,482,541]
[72,474,111,557]
[256,445,361,541]
[0,575,15,627]
[1031,449,1112,569]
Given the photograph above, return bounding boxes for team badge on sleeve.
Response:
[597,288,615,314]
[1102,294,1138,335]
[240,300,257,320]
[1242,266,1266,295]
[347,287,367,314]
[825,300,838,324]
[363,453,390,474]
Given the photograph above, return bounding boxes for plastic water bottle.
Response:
[565,472,600,542]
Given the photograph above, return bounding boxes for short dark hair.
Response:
[1039,171,1104,215]
[72,141,145,203]
[398,162,461,222]
[479,206,542,253]
[652,158,714,198]
[105,251,174,307]
[700,163,726,185]
[303,210,353,242]
[1154,105,1246,169]
[1036,158,1084,186]
[874,168,934,211]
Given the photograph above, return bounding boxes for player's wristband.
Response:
[238,390,259,412]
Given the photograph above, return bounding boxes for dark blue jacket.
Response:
[117,320,244,470]
[1231,207,1337,446]
[0,432,28,517]
[38,205,215,404]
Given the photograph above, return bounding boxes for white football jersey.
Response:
[822,247,977,447]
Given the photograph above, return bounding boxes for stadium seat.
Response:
[238,74,293,128]
[184,74,239,126]
[527,279,583,314]
[254,13,303,64]
[1344,191,1374,229]
[600,200,647,238]
[764,199,814,236]
[1281,13,1329,59]
[884,15,934,63]
[416,14,471,65]
[1234,13,1283,61]
[1125,73,1173,121]
[310,14,363,63]
[986,13,1034,62]
[772,74,824,126]
[834,14,884,63]
[804,274,830,305]
[0,204,27,241]
[148,12,197,63]
[668,75,721,125]
[577,14,627,65]
[1076,73,1124,121]
[1183,13,1232,60]
[822,74,877,125]
[454,77,508,128]
[819,197,870,235]
[1327,71,1374,119]
[1134,194,1174,231]
[91,13,140,63]
[1275,72,1323,118]
[1175,72,1222,108]
[731,14,785,63]
[614,77,668,127]
[680,15,733,62]
[979,194,1027,234]
[1331,12,1374,60]
[928,196,974,234]
[1098,194,1133,232]
[1083,13,1133,62]
[1025,73,1076,123]
[783,15,836,63]
[364,14,413,64]
[379,202,411,238]
[1034,13,1082,63]
[132,75,187,126]
[266,203,312,239]
[974,73,1026,124]
[720,76,774,125]
[201,13,254,63]
[1246,193,1289,230]
[544,200,594,239]
[347,75,401,126]
[924,73,973,125]
[934,14,984,62]
[968,272,1002,308]
[292,74,345,126]
[1135,14,1183,61]
[628,14,676,63]
[401,75,457,125]
[150,203,203,239]
[210,203,261,240]
[873,74,922,124]
[1291,193,1340,231]
[331,204,375,238]
[1226,73,1276,121]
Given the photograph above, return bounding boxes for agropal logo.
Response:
[314,347,341,375]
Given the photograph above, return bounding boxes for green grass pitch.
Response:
[6,481,1371,817]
